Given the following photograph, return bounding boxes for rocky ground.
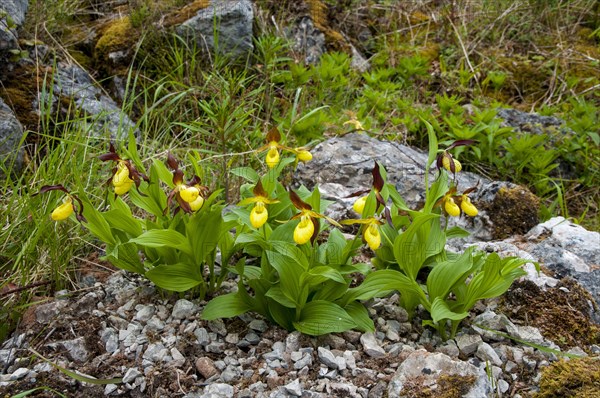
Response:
[1,221,599,398]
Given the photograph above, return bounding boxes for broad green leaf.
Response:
[462,254,529,310]
[265,286,297,308]
[344,301,375,332]
[312,280,350,301]
[186,207,223,264]
[230,167,259,183]
[430,297,468,323]
[267,251,308,306]
[342,269,421,306]
[130,229,192,256]
[129,183,165,219]
[145,263,202,292]
[202,292,252,320]
[446,226,471,239]
[305,266,346,284]
[103,201,143,237]
[424,173,449,213]
[393,213,438,280]
[427,247,474,300]
[269,220,297,243]
[293,301,357,335]
[103,241,145,274]
[81,198,116,246]
[270,241,309,270]
[267,299,296,331]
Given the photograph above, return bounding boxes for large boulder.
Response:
[176,0,254,59]
[294,133,539,241]
[0,97,24,179]
[49,63,138,141]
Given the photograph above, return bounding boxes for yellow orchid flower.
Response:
[112,162,134,195]
[289,189,341,245]
[164,154,208,214]
[295,149,313,162]
[257,128,313,169]
[266,143,280,169]
[444,196,461,217]
[294,215,315,245]
[460,195,478,217]
[340,217,384,251]
[364,223,381,251]
[238,180,279,229]
[442,156,462,173]
[353,196,367,214]
[189,195,205,212]
[179,185,200,203]
[35,185,86,223]
[51,197,74,221]
[100,143,148,196]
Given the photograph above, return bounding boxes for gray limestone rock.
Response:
[172,299,197,319]
[360,332,385,358]
[0,97,25,178]
[388,349,492,397]
[288,16,326,65]
[293,133,503,240]
[0,0,28,52]
[176,0,253,59]
[50,63,138,141]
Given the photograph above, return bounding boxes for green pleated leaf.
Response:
[345,301,374,332]
[103,241,145,274]
[293,300,357,336]
[130,229,192,256]
[202,292,251,320]
[430,297,468,323]
[265,286,297,308]
[145,263,202,292]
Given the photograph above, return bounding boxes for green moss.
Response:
[95,17,135,58]
[536,357,600,398]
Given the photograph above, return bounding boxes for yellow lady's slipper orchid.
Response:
[353,196,367,214]
[114,180,134,196]
[266,143,280,169]
[189,195,205,212]
[238,181,279,229]
[294,216,315,245]
[179,185,200,203]
[250,201,269,228]
[296,149,312,162]
[444,196,461,217]
[343,118,364,131]
[442,157,462,173]
[112,163,135,196]
[51,197,74,221]
[364,223,381,250]
[460,195,478,217]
